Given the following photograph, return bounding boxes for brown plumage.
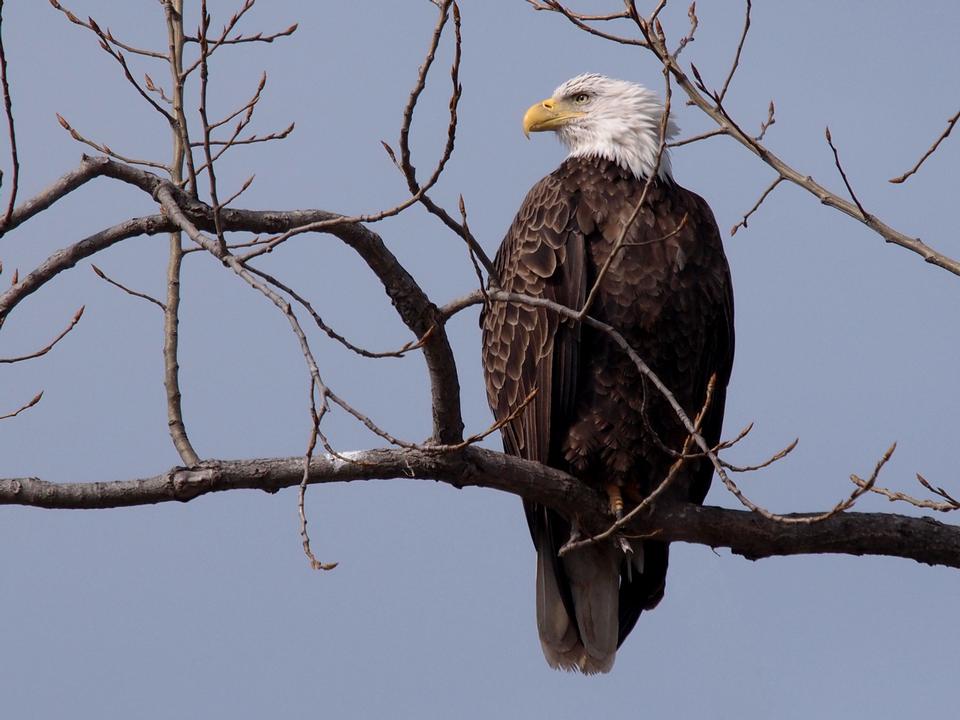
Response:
[481,153,734,673]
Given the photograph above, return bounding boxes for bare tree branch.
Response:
[0,155,469,448]
[1,447,958,568]
[162,0,199,466]
[0,157,106,236]
[0,212,169,322]
[526,0,647,46]
[394,1,498,282]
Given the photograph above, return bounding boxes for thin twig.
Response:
[435,389,538,452]
[669,127,723,148]
[718,0,751,103]
[0,306,84,363]
[198,1,226,250]
[525,2,628,22]
[48,1,167,58]
[825,126,869,220]
[889,107,959,184]
[244,262,434,360]
[458,194,489,301]
[84,16,176,124]
[144,73,172,104]
[756,100,776,141]
[220,175,254,208]
[0,391,42,420]
[91,264,165,310]
[715,421,753,451]
[852,472,960,513]
[917,474,960,509]
[527,0,647,46]
[194,123,293,149]
[299,377,338,571]
[243,3,486,273]
[180,0,256,77]
[395,1,497,281]
[606,7,960,276]
[672,1,698,59]
[202,72,266,132]
[0,0,19,226]
[55,114,170,171]
[721,438,798,472]
[730,176,783,236]
[186,23,297,49]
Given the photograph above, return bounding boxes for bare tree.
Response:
[2,0,959,583]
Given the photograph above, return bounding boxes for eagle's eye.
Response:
[572,93,590,104]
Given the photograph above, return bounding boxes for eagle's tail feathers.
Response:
[535,533,620,674]
[536,537,581,669]
[564,541,620,673]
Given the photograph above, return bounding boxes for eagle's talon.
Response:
[605,483,624,520]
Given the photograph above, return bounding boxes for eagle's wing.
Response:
[676,189,736,504]
[481,172,610,671]
[481,171,585,468]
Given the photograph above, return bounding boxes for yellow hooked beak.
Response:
[522,97,586,138]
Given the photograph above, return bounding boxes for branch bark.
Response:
[2,446,957,568]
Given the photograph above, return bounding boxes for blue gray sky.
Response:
[2,2,958,717]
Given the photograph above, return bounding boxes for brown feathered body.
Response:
[481,155,734,673]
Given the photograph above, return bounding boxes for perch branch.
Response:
[2,447,959,568]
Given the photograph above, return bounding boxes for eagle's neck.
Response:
[556,105,675,181]
[559,125,672,181]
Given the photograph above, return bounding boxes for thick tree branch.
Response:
[0,213,169,322]
[0,157,106,236]
[1,446,957,568]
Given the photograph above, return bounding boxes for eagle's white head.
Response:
[522,73,677,180]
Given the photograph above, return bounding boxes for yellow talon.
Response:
[605,483,624,520]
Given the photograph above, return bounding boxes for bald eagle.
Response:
[481,74,734,673]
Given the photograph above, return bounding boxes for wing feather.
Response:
[481,172,584,466]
